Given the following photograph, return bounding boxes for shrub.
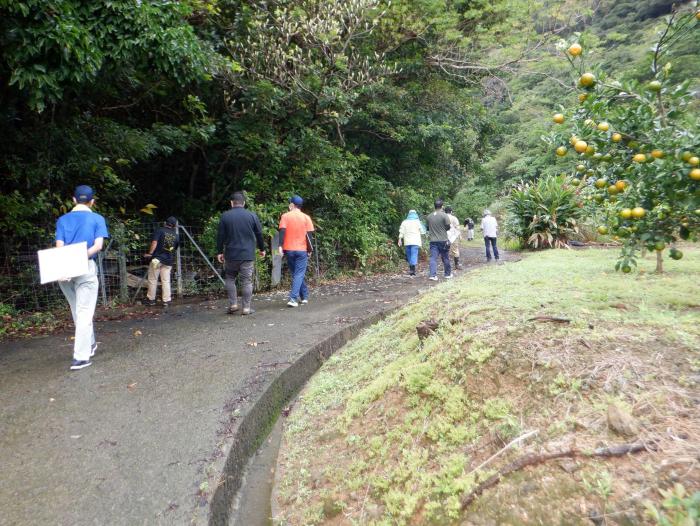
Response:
[506,174,582,248]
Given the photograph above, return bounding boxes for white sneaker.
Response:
[90,342,100,358]
[287,300,299,308]
[445,274,454,279]
[428,276,438,281]
[300,299,308,304]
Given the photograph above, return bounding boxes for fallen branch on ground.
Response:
[528,316,571,323]
[461,440,656,509]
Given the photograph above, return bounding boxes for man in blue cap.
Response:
[278,195,314,307]
[55,185,109,370]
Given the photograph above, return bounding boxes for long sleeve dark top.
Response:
[216,207,265,261]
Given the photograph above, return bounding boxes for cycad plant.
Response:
[506,175,582,249]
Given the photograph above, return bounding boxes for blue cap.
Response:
[289,195,304,206]
[74,185,94,203]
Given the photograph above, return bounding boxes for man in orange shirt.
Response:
[278,195,314,307]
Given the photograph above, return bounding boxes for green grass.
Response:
[273,247,700,525]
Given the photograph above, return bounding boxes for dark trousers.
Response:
[429,241,451,277]
[285,250,309,301]
[225,260,254,309]
[484,237,499,261]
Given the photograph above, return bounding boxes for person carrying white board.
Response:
[55,185,109,370]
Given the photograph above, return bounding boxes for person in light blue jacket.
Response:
[397,210,426,276]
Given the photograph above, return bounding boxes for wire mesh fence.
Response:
[0,222,324,314]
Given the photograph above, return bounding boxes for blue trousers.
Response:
[429,241,451,277]
[285,250,309,301]
[405,245,419,266]
[485,237,499,260]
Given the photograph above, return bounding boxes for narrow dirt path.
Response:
[0,245,514,525]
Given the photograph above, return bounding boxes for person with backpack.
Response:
[464,217,475,240]
[397,210,425,276]
[55,185,109,370]
[143,216,180,308]
[445,206,462,270]
[425,199,453,281]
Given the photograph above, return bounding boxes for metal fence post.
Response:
[98,238,114,307]
[117,249,128,303]
[175,223,183,298]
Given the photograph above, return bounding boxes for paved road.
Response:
[0,246,507,525]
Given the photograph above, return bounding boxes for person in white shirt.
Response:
[398,210,426,276]
[481,209,499,262]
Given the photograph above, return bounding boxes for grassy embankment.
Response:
[273,247,700,525]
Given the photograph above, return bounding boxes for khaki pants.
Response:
[147,259,172,302]
[449,237,461,258]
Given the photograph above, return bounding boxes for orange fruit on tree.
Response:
[690,168,700,181]
[632,153,647,163]
[594,178,607,189]
[607,185,618,195]
[584,118,596,127]
[576,164,586,172]
[651,149,664,159]
[585,145,596,155]
[597,225,608,235]
[620,208,632,219]
[578,93,588,103]
[556,146,567,156]
[631,207,646,219]
[615,180,626,191]
[574,140,588,153]
[680,151,692,162]
[611,133,622,142]
[597,122,610,132]
[568,43,583,56]
[570,135,579,145]
[688,156,699,166]
[579,72,596,88]
[553,113,565,124]
[648,80,662,91]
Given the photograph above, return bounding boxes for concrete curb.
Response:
[208,308,396,525]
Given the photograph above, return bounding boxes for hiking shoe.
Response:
[70,360,92,371]
[300,299,308,305]
[428,276,438,281]
[141,299,156,306]
[90,342,100,358]
[445,274,454,279]
[241,308,255,315]
[287,300,299,308]
[227,304,239,315]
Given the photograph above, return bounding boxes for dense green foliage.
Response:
[1,0,698,270]
[506,174,583,248]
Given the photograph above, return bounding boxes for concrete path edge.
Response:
[208,308,396,525]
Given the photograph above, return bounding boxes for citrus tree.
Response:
[549,9,700,273]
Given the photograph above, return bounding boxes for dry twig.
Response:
[461,441,656,509]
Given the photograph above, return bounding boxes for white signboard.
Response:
[447,227,461,244]
[38,242,89,284]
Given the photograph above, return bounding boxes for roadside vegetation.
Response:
[273,247,700,525]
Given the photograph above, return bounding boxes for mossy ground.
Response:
[272,247,700,525]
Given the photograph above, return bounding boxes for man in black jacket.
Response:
[216,192,266,315]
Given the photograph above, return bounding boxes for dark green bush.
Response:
[506,175,582,249]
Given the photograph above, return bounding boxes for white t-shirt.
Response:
[481,215,498,238]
